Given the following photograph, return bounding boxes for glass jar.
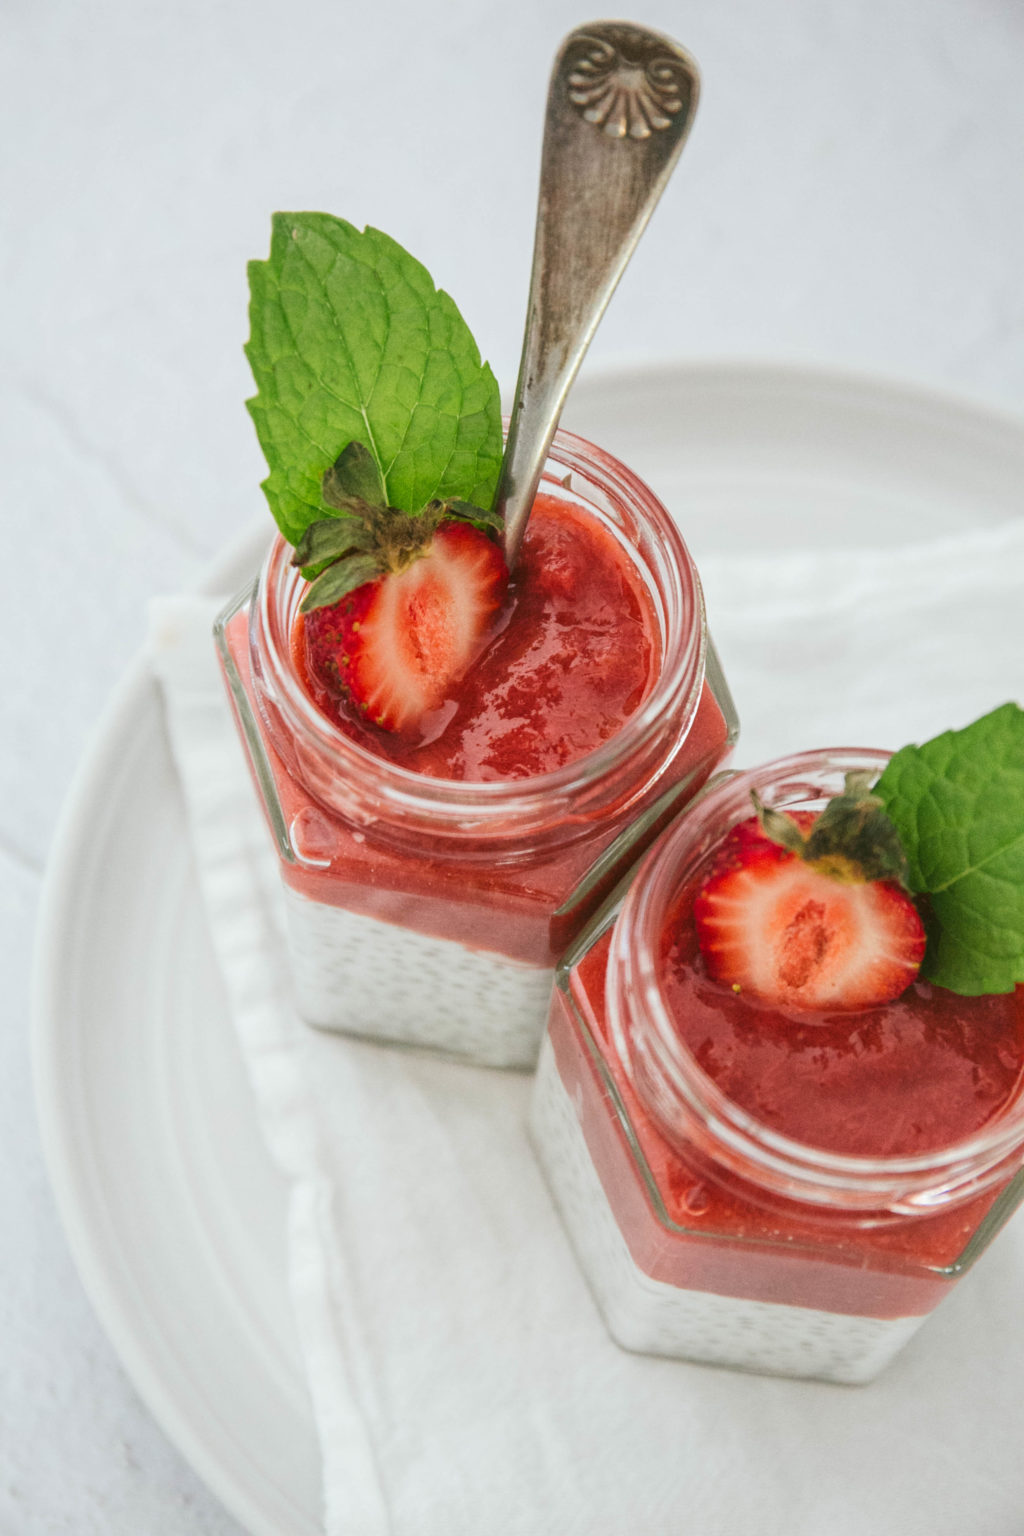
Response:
[214,429,737,1069]
[530,750,1024,1380]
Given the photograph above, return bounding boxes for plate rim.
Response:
[564,353,1024,439]
[30,661,321,1536]
[30,358,1024,1536]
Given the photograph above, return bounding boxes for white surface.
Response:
[33,365,1024,1536]
[9,0,1024,1528]
[529,1035,927,1385]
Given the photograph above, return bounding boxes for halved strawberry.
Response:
[293,439,509,734]
[301,519,507,733]
[693,790,926,1011]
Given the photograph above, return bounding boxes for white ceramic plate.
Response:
[32,363,1024,1536]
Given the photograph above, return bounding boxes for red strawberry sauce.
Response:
[223,480,733,969]
[661,882,1024,1159]
[549,926,1024,1317]
[295,494,658,778]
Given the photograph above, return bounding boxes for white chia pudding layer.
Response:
[528,1033,926,1384]
[283,885,555,1069]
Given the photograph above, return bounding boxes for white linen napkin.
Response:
[150,514,1024,1536]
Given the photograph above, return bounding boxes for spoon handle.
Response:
[496,23,699,567]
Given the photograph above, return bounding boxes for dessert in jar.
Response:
[531,712,1024,1382]
[215,213,737,1069]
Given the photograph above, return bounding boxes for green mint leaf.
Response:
[245,214,503,544]
[875,703,1024,994]
[299,553,384,613]
[322,440,386,510]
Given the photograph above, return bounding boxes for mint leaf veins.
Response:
[245,214,503,545]
[875,703,1024,995]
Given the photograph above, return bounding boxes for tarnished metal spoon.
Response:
[495,21,700,568]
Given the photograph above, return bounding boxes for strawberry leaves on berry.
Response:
[245,214,503,545]
[874,703,1024,996]
[755,771,911,887]
[294,441,503,614]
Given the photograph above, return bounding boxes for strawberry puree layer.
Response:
[544,929,1024,1326]
[662,884,1024,1158]
[224,611,728,966]
[530,1035,927,1383]
[296,495,659,779]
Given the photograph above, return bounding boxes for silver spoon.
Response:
[495,21,700,568]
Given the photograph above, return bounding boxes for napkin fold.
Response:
[150,515,1024,1536]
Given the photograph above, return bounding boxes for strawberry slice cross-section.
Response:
[694,809,927,1012]
[294,440,509,735]
[306,521,507,733]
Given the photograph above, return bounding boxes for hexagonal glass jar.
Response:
[215,429,737,1068]
[530,750,1024,1379]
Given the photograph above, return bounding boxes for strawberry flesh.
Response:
[693,813,926,1011]
[301,521,508,735]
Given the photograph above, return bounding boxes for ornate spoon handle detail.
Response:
[496,22,699,567]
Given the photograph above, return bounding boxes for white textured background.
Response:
[4,0,1024,1530]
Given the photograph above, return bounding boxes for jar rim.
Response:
[250,426,707,837]
[609,749,1024,1212]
